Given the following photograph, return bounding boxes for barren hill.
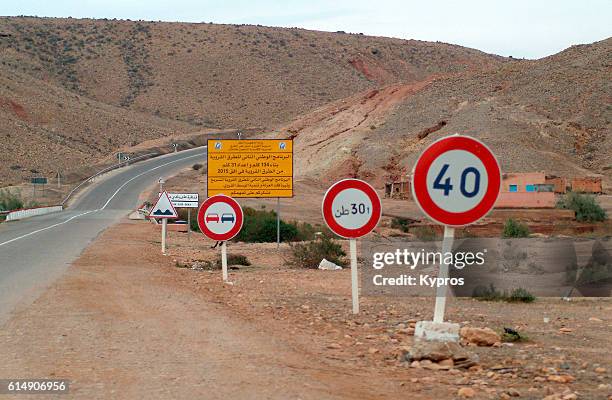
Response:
[0,16,502,129]
[0,16,504,186]
[288,38,611,186]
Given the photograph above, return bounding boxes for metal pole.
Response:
[187,209,191,241]
[350,239,359,314]
[161,219,167,254]
[57,171,61,189]
[221,241,228,282]
[276,197,281,249]
[433,226,455,323]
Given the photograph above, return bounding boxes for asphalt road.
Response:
[0,146,206,325]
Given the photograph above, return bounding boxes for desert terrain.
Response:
[1,17,609,192]
[0,219,610,399]
[0,14,611,400]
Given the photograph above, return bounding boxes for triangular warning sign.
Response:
[150,191,178,219]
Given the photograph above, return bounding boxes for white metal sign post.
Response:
[434,226,454,323]
[149,191,179,254]
[412,135,501,340]
[161,192,200,240]
[322,179,382,314]
[197,195,244,282]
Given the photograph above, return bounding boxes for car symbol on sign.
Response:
[206,213,220,223]
[221,213,235,223]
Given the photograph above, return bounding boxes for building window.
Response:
[509,184,518,192]
[525,184,536,192]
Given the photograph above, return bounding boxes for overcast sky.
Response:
[1,0,610,59]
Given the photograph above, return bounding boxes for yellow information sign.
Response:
[207,139,293,198]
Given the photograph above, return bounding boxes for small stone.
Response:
[409,339,476,366]
[326,343,341,350]
[506,388,521,397]
[562,394,577,400]
[439,358,454,368]
[547,374,575,383]
[595,367,606,373]
[368,347,379,354]
[559,327,573,333]
[410,361,421,368]
[457,387,476,398]
[589,317,603,322]
[460,327,501,346]
[420,359,433,367]
[423,361,442,370]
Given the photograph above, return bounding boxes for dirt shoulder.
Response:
[1,219,610,399]
[0,221,426,399]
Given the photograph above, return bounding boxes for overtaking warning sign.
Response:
[207,139,293,198]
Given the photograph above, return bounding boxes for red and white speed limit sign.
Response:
[197,195,243,241]
[322,179,382,238]
[412,135,501,226]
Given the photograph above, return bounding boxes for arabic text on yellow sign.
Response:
[207,139,293,198]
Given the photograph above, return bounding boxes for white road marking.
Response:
[0,148,206,247]
[0,210,95,248]
[100,151,204,210]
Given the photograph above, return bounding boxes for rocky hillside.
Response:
[288,38,611,186]
[0,16,504,186]
[0,17,502,128]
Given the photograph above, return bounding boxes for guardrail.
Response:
[2,130,241,219]
[0,153,158,221]
[4,205,64,221]
[60,152,157,206]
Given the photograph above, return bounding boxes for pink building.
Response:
[496,172,556,208]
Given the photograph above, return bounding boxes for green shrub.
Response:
[391,217,411,233]
[411,226,438,241]
[287,236,347,269]
[508,287,536,303]
[472,284,505,301]
[502,218,530,238]
[557,192,607,222]
[235,207,299,242]
[225,253,251,266]
[0,189,24,212]
[182,206,327,243]
[472,284,536,303]
[176,209,200,232]
[176,254,250,270]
